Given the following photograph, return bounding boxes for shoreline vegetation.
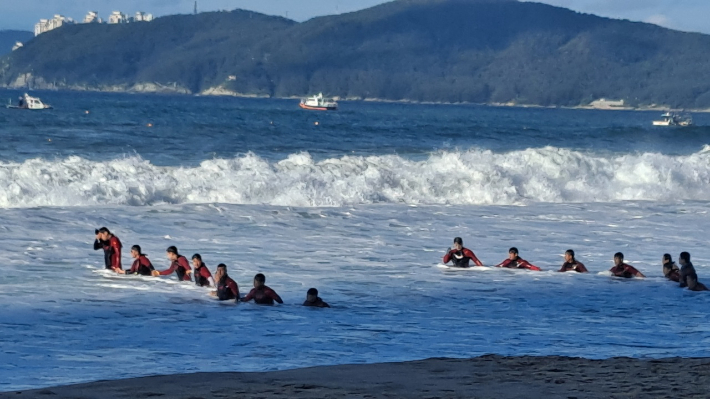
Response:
[4,0,710,110]
[3,355,710,398]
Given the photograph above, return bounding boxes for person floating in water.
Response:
[191,254,214,287]
[303,288,330,308]
[662,253,680,282]
[442,237,483,267]
[558,249,588,273]
[609,252,645,278]
[93,227,122,273]
[152,246,192,281]
[678,252,709,291]
[495,247,541,271]
[117,245,154,276]
[241,273,283,305]
[211,264,239,301]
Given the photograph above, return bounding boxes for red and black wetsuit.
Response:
[558,261,588,273]
[496,257,541,271]
[194,262,213,287]
[303,297,330,308]
[127,255,154,276]
[158,255,192,281]
[663,261,680,282]
[242,285,283,305]
[216,275,239,300]
[610,263,642,278]
[93,236,122,271]
[443,247,483,267]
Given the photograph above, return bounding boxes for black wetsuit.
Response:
[303,297,330,308]
[94,239,112,270]
[680,262,699,288]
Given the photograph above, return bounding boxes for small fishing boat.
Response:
[652,112,692,126]
[299,93,337,111]
[6,93,53,110]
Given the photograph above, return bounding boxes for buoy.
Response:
[48,139,51,142]
[85,110,90,114]
[147,123,153,127]
[314,121,319,126]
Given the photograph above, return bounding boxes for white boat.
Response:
[652,112,692,126]
[299,93,337,111]
[6,93,53,110]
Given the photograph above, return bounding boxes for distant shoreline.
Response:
[1,82,707,113]
[3,355,710,398]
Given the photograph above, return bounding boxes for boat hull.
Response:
[299,103,337,111]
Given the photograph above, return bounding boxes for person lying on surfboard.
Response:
[609,252,645,278]
[241,273,283,305]
[495,247,541,271]
[117,245,154,276]
[558,249,588,273]
[442,237,483,267]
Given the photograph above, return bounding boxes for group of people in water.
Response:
[92,227,330,307]
[443,237,708,291]
[93,226,707,304]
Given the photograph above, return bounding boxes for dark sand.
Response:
[3,355,709,399]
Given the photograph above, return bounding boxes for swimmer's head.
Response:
[254,273,266,288]
[215,263,227,279]
[663,253,672,263]
[131,245,142,258]
[166,246,178,260]
[306,287,318,302]
[680,251,691,264]
[191,253,202,267]
[453,237,463,250]
[565,249,575,262]
[614,252,624,265]
[508,247,518,259]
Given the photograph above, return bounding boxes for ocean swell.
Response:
[2,147,710,208]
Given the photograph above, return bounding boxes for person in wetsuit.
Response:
[558,249,588,273]
[442,237,483,267]
[609,252,645,278]
[241,273,283,305]
[152,246,192,281]
[495,247,541,271]
[303,288,330,308]
[210,264,240,301]
[93,227,122,272]
[662,253,680,282]
[678,252,709,291]
[191,254,215,287]
[117,245,154,276]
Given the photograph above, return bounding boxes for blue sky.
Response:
[1,0,708,35]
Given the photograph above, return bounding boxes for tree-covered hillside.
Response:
[3,0,710,108]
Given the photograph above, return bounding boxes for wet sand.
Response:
[3,355,709,399]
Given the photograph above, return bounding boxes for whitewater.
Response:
[1,92,709,391]
[5,146,710,208]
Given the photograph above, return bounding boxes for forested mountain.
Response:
[0,30,33,56]
[3,0,710,108]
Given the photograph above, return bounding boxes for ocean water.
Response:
[1,90,710,391]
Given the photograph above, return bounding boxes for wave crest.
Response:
[1,147,710,208]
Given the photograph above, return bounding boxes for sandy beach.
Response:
[3,355,709,399]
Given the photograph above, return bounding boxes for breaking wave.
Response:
[2,146,710,208]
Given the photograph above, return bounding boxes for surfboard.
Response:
[437,264,490,271]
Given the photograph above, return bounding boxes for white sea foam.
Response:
[2,146,710,208]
